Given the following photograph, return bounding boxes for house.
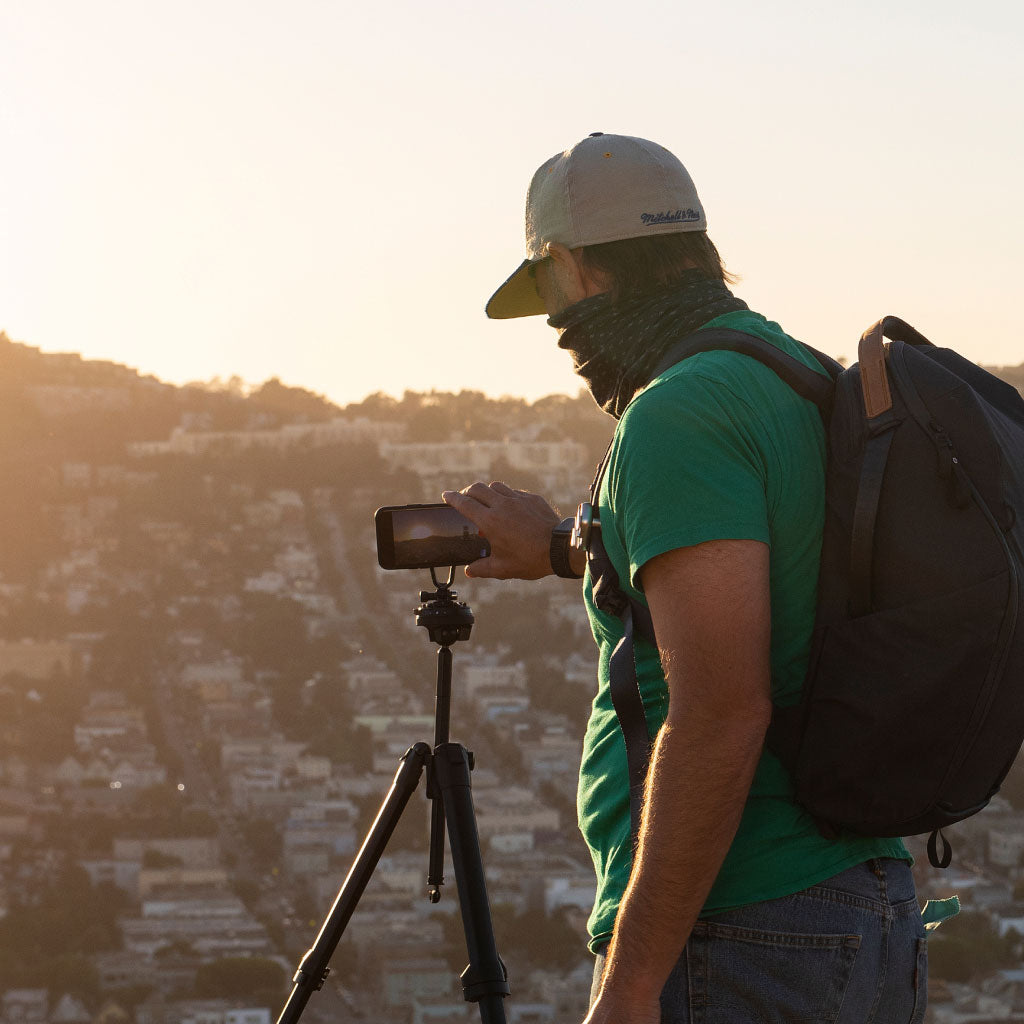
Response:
[73,692,148,752]
[135,1001,272,1024]
[461,659,527,696]
[382,957,454,1007]
[128,416,401,458]
[519,722,582,786]
[220,737,306,774]
[544,872,598,915]
[341,656,404,699]
[181,658,245,692]
[412,1000,475,1024]
[473,785,559,848]
[49,994,90,1023]
[378,439,588,498]
[470,686,530,721]
[79,857,141,893]
[120,896,271,958]
[0,989,47,1022]
[137,867,231,898]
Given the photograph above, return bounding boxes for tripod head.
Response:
[415,566,474,646]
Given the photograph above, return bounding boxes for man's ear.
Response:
[578,257,611,298]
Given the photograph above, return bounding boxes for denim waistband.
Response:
[807,857,917,909]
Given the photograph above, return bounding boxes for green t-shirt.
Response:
[577,309,908,953]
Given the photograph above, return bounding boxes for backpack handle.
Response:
[859,320,894,418]
[859,316,935,419]
[877,315,934,349]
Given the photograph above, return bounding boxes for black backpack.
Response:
[583,316,1024,868]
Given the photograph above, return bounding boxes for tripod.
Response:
[277,568,510,1024]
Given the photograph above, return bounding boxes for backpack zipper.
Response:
[930,423,972,508]
[888,342,1021,811]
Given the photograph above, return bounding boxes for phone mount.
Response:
[416,565,475,647]
[276,568,509,1024]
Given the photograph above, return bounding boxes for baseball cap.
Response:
[485,133,708,319]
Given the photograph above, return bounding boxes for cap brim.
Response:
[485,259,548,319]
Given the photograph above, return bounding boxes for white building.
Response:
[474,785,560,843]
[461,660,527,697]
[341,656,404,698]
[379,438,589,499]
[128,416,403,457]
[120,896,270,958]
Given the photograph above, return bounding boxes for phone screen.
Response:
[375,503,491,570]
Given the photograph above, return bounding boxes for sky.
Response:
[1,0,1022,408]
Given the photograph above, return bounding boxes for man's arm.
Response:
[586,538,772,1024]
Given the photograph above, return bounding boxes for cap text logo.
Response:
[640,209,701,226]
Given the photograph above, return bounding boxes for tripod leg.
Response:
[427,795,446,902]
[276,742,431,1024]
[428,645,453,900]
[433,742,510,1024]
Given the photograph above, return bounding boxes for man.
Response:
[443,134,926,1023]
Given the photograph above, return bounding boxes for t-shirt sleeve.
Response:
[608,370,773,592]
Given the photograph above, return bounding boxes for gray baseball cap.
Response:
[486,133,708,319]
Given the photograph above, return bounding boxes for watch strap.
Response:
[550,517,584,579]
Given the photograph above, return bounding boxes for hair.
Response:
[580,231,738,304]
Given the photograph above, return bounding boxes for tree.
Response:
[251,377,337,422]
[233,877,260,907]
[239,594,309,674]
[48,954,102,1006]
[0,865,126,969]
[240,818,283,871]
[345,390,399,420]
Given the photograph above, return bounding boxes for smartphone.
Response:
[374,503,491,570]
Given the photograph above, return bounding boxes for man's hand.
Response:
[441,482,560,580]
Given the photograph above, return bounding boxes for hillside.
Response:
[0,334,1022,1020]
[0,335,614,1021]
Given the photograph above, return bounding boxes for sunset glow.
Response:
[2,0,1021,406]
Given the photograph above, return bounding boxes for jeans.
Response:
[591,858,927,1023]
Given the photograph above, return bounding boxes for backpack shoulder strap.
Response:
[590,326,839,846]
[652,327,839,416]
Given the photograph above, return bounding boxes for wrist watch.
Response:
[550,517,584,579]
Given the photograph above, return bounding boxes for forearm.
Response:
[598,704,768,1004]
